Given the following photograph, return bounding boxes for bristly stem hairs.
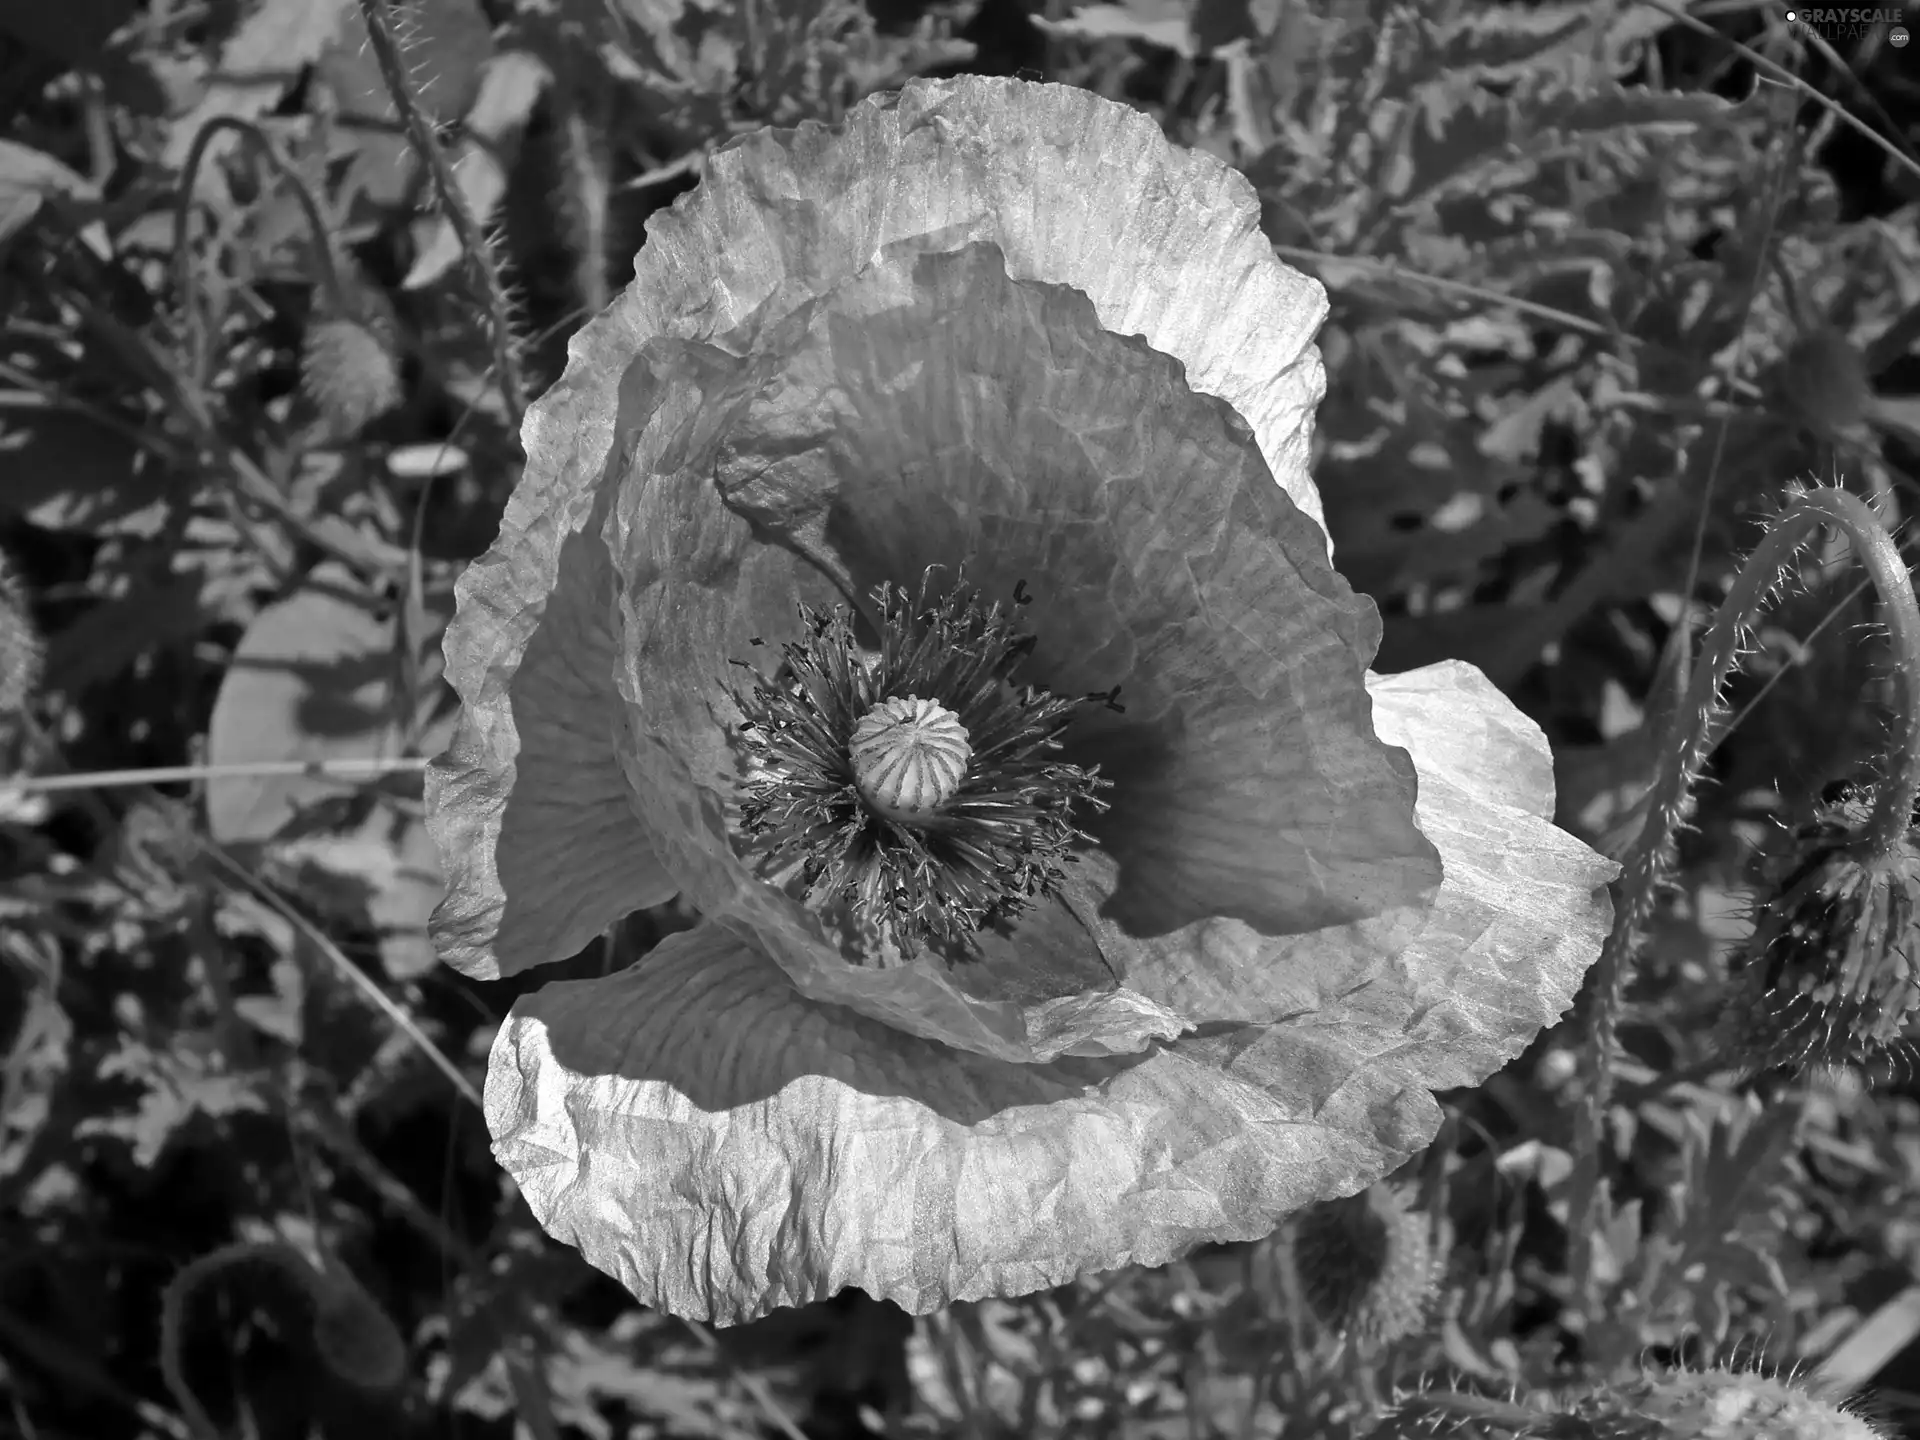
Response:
[1565,484,1920,1326]
[357,0,527,429]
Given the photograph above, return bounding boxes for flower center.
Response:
[849,696,971,819]
[728,571,1112,964]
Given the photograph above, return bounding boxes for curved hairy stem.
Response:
[171,116,347,392]
[1566,486,1920,1324]
[357,0,527,429]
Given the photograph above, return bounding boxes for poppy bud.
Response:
[302,316,401,435]
[1717,781,1920,1077]
[1567,1368,1884,1440]
[1290,1184,1438,1347]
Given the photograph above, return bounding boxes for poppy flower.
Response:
[425,75,1615,1324]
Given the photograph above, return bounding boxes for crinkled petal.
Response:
[591,315,1190,1064]
[490,680,1612,1325]
[430,74,1328,981]
[488,919,1383,1325]
[705,242,1429,940]
[426,474,678,978]
[597,238,1433,1058]
[1362,660,1617,1079]
[1070,660,1617,1035]
[656,75,1331,539]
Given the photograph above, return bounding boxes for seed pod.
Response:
[849,695,972,817]
[1566,1368,1883,1440]
[301,316,402,436]
[1289,1183,1438,1346]
[1716,781,1920,1077]
[731,575,1107,960]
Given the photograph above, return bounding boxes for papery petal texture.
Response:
[427,74,1327,981]
[485,660,1614,1322]
[432,73,1619,1324]
[426,483,679,978]
[591,237,1436,1062]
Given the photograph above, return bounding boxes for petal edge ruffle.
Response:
[432,74,1337,979]
[1061,660,1616,1043]
[486,664,1612,1323]
[427,478,679,979]
[486,919,1388,1324]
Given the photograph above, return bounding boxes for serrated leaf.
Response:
[1031,0,1197,57]
[1419,7,1592,83]
[1395,83,1734,212]
[1383,3,1676,102]
[77,1035,269,1168]
[1615,1099,1799,1343]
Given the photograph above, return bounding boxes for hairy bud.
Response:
[1290,1183,1438,1346]
[1717,781,1920,1077]
[302,316,402,435]
[1567,1368,1883,1440]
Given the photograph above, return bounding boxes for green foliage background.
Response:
[2,0,1920,1436]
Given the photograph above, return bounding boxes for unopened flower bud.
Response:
[311,1269,408,1394]
[1568,1367,1884,1439]
[302,316,401,435]
[1290,1183,1438,1347]
[1717,781,1920,1077]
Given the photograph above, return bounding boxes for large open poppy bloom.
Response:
[425,75,1615,1324]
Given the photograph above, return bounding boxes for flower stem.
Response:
[1565,486,1920,1325]
[1844,509,1920,855]
[171,116,347,392]
[356,0,526,429]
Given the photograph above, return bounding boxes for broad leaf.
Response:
[207,565,453,978]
